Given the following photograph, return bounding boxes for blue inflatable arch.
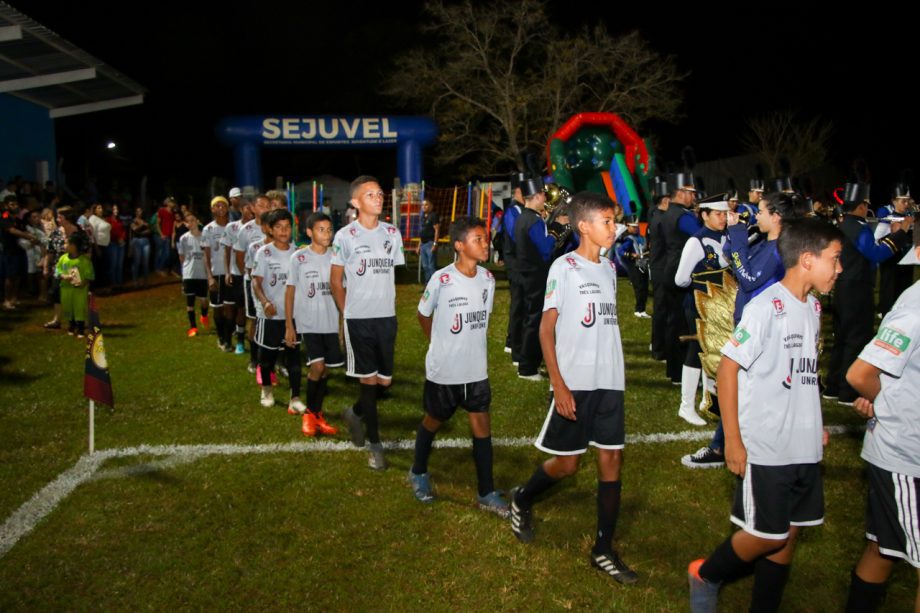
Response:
[216,115,437,190]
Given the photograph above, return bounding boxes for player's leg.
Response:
[363,316,397,466]
[409,385,446,503]
[462,379,507,515]
[255,318,278,407]
[185,293,197,334]
[284,341,304,415]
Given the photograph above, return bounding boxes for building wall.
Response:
[0,94,56,183]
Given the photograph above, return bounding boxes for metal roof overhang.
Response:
[0,2,146,118]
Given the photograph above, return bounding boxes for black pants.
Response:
[826,280,874,402]
[625,264,649,313]
[877,259,914,315]
[506,271,525,362]
[650,275,667,359]
[518,269,547,375]
[664,285,689,382]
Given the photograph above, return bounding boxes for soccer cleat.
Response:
[260,387,275,408]
[503,346,512,354]
[408,470,435,503]
[199,314,209,328]
[688,559,720,613]
[270,372,279,386]
[342,406,365,447]
[477,491,510,518]
[509,486,535,543]
[314,412,338,436]
[217,340,226,351]
[288,398,307,415]
[591,550,639,585]
[222,343,235,353]
[518,373,545,382]
[187,327,198,337]
[301,412,317,436]
[235,342,245,355]
[368,443,387,471]
[247,363,257,374]
[681,447,725,469]
[634,311,651,319]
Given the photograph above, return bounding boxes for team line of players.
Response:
[176,177,920,609]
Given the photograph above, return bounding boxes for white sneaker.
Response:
[503,346,512,354]
[678,405,707,426]
[260,387,275,408]
[518,373,545,382]
[289,398,307,414]
[634,311,651,319]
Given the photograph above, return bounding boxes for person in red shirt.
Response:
[105,204,127,289]
[155,197,177,275]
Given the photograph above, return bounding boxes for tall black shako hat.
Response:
[772,177,794,193]
[521,175,545,198]
[653,176,669,198]
[669,172,696,193]
[510,172,527,190]
[893,183,911,199]
[749,179,766,192]
[843,182,871,209]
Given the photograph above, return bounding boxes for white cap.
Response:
[700,201,730,212]
[228,187,242,199]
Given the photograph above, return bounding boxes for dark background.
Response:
[11,1,919,198]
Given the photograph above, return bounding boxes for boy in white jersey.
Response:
[407,217,508,516]
[844,233,920,612]
[222,198,253,354]
[202,196,232,352]
[509,191,638,585]
[252,209,302,411]
[237,195,270,373]
[688,218,845,613]
[285,212,341,437]
[331,175,405,471]
[177,211,208,337]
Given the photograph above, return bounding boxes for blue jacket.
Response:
[723,224,784,323]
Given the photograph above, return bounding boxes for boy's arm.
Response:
[846,359,882,418]
[716,356,745,476]
[235,248,246,276]
[417,312,433,340]
[330,264,346,314]
[540,308,575,420]
[224,243,233,285]
[284,285,297,347]
[203,243,215,289]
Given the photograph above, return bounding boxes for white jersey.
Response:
[418,263,495,385]
[234,220,265,279]
[859,280,920,478]
[721,282,823,466]
[201,221,228,276]
[177,232,207,280]
[220,220,244,275]
[287,247,339,334]
[331,220,405,319]
[252,242,293,321]
[543,252,625,391]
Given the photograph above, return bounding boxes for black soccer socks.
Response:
[593,480,622,555]
[472,436,494,497]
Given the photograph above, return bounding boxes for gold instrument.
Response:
[694,271,738,415]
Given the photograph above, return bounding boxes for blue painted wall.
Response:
[0,94,56,182]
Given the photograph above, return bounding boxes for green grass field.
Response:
[0,265,915,611]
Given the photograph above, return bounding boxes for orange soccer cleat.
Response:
[301,412,317,437]
[314,412,338,436]
[187,327,198,337]
[199,314,209,329]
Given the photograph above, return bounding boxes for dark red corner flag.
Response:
[84,295,114,407]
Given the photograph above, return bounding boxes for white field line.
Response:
[0,424,858,560]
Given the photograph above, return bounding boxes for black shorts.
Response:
[244,278,256,319]
[535,389,625,455]
[300,332,345,367]
[209,275,229,307]
[731,463,824,540]
[183,278,208,298]
[865,462,920,568]
[254,318,298,351]
[343,316,397,379]
[424,379,491,421]
[225,274,244,305]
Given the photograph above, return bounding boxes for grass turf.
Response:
[0,267,914,610]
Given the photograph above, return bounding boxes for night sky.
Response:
[11,1,919,198]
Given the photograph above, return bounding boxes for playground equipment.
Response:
[546,112,656,219]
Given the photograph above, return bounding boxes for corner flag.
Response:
[84,295,114,407]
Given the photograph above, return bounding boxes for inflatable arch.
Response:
[216,115,438,190]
